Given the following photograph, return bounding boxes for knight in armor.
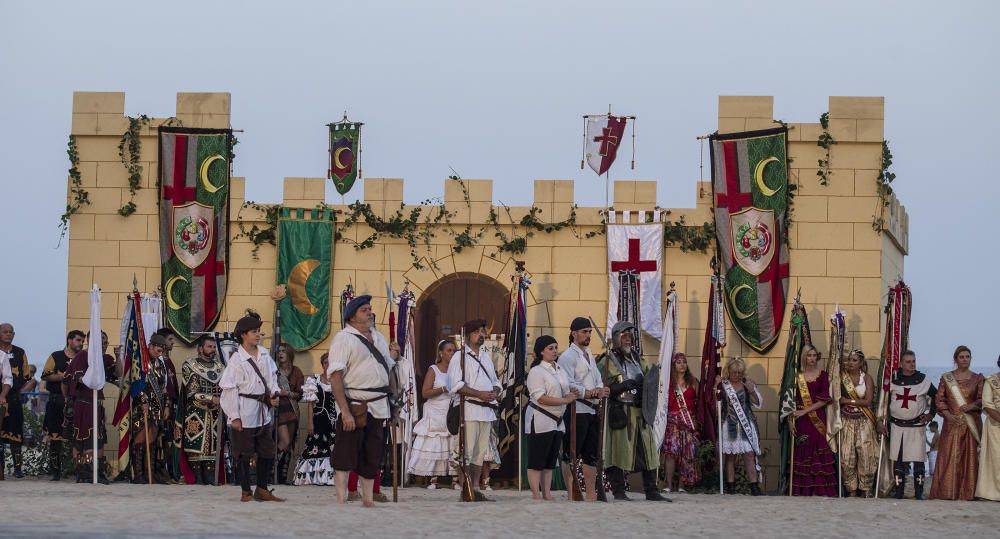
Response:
[181,335,224,485]
[0,323,31,480]
[597,321,670,502]
[41,330,85,481]
[877,350,937,500]
[131,334,171,484]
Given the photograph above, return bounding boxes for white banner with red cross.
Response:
[606,211,664,340]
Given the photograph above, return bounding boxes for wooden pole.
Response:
[142,405,153,485]
[569,401,582,501]
[718,395,724,494]
[458,328,474,502]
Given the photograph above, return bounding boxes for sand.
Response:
[1,479,997,538]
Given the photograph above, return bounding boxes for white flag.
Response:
[652,288,679,450]
[83,285,105,390]
[607,221,664,339]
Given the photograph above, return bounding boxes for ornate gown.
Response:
[975,373,1000,501]
[661,384,701,486]
[180,356,223,462]
[791,370,838,496]
[294,374,337,485]
[839,374,878,495]
[930,371,984,500]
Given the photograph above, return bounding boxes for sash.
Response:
[796,373,827,438]
[942,372,981,444]
[988,375,1000,426]
[842,374,876,424]
[673,384,696,431]
[722,380,761,457]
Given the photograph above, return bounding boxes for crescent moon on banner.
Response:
[333,147,351,170]
[729,284,755,320]
[165,275,188,311]
[199,155,225,193]
[754,156,781,197]
[287,258,321,315]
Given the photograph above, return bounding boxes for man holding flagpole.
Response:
[66,329,120,483]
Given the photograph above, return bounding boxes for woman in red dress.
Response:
[789,345,838,496]
[661,352,701,493]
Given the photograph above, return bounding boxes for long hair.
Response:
[279,343,295,365]
[799,344,820,372]
[669,352,697,387]
[722,357,746,381]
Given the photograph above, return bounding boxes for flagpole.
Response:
[717,395,723,494]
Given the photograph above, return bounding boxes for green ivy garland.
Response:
[234,201,281,257]
[664,216,715,253]
[872,140,896,233]
[58,135,89,243]
[486,204,581,256]
[116,115,151,216]
[816,112,836,185]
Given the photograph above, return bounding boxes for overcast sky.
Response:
[1,0,997,370]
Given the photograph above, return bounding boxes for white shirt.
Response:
[557,343,602,415]
[219,345,279,428]
[0,349,12,387]
[326,325,392,420]
[525,361,571,434]
[447,345,499,422]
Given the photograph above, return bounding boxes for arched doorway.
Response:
[414,272,509,398]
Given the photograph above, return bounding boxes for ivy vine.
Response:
[116,115,151,216]
[58,135,89,243]
[233,201,281,258]
[486,203,581,256]
[816,112,836,185]
[664,216,715,253]
[872,140,896,233]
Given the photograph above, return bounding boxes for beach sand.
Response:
[1,479,997,538]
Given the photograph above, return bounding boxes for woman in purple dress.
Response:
[789,345,838,496]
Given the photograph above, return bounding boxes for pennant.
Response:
[710,127,790,353]
[585,115,628,175]
[394,291,418,474]
[651,287,679,450]
[328,120,362,195]
[826,306,846,451]
[276,208,335,350]
[83,285,105,390]
[607,218,664,339]
[112,292,153,477]
[495,271,529,480]
[777,296,812,489]
[158,127,232,344]
[695,273,725,455]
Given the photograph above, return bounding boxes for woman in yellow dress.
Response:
[975,354,1000,501]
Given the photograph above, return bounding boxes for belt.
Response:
[890,416,927,427]
[467,399,499,411]
[575,398,597,412]
[345,386,391,405]
[528,402,563,426]
[239,393,272,407]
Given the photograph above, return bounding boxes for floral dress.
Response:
[293,375,337,486]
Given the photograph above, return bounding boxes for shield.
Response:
[729,207,776,276]
[642,363,661,427]
[171,202,214,269]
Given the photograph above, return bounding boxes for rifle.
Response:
[457,328,475,502]
[587,317,610,503]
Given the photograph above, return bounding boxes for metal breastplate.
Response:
[616,353,643,404]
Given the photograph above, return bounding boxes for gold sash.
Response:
[797,373,827,438]
[988,375,1000,427]
[942,372,981,444]
[842,374,876,424]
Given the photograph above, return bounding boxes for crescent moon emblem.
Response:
[333,147,351,170]
[729,284,755,320]
[165,275,189,311]
[754,156,781,197]
[287,259,321,315]
[199,155,225,194]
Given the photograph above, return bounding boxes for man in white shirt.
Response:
[328,295,399,508]
[447,319,500,502]
[219,312,283,502]
[558,317,610,501]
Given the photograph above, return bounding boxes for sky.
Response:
[1,0,997,370]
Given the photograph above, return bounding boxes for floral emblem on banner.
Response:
[171,202,214,269]
[729,207,776,276]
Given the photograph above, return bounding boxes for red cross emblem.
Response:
[895,386,918,409]
[594,127,619,157]
[611,238,657,274]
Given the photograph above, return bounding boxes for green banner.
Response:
[328,120,362,195]
[276,208,335,350]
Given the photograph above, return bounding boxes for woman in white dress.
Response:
[407,339,458,489]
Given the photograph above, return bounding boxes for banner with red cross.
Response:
[709,127,790,353]
[158,127,233,344]
[606,211,664,340]
[585,115,628,176]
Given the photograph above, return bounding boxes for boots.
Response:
[724,482,736,494]
[607,467,631,501]
[642,469,672,502]
[0,443,5,480]
[76,456,87,483]
[49,442,62,481]
[276,451,291,485]
[894,474,906,499]
[914,474,925,500]
[97,457,111,485]
[749,482,762,496]
[11,445,24,478]
[131,446,148,484]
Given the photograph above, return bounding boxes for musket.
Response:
[568,400,583,501]
[587,316,610,503]
[457,327,474,502]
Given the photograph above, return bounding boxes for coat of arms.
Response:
[171,202,214,269]
[729,207,776,276]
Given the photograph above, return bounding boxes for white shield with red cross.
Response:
[606,213,664,339]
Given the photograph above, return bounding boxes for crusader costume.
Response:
[0,343,29,479]
[131,335,174,483]
[181,350,224,484]
[884,369,937,499]
[597,321,668,502]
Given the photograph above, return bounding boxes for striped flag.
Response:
[111,292,152,478]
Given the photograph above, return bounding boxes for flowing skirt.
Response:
[407,396,456,477]
[930,415,980,500]
[792,414,838,496]
[294,401,337,486]
[661,413,701,486]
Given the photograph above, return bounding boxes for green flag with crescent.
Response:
[328,119,362,196]
[276,207,335,350]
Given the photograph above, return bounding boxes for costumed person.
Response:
[788,345,838,496]
[558,317,608,502]
[525,335,577,501]
[130,334,169,484]
[294,353,338,486]
[661,352,701,493]
[975,354,1000,501]
[876,350,937,499]
[180,335,224,485]
[42,330,84,481]
[929,345,984,500]
[0,323,30,479]
[597,321,671,502]
[153,327,180,482]
[328,295,400,508]
[219,312,284,502]
[275,343,304,485]
[927,422,939,477]
[65,331,121,483]
[447,319,500,502]
[407,339,457,489]
[838,349,878,497]
[717,357,763,496]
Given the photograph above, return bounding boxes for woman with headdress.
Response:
[930,345,984,500]
[294,353,338,486]
[660,352,701,493]
[788,345,838,496]
[838,349,878,497]
[717,357,763,495]
[407,339,458,489]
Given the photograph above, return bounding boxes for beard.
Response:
[620,345,633,355]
